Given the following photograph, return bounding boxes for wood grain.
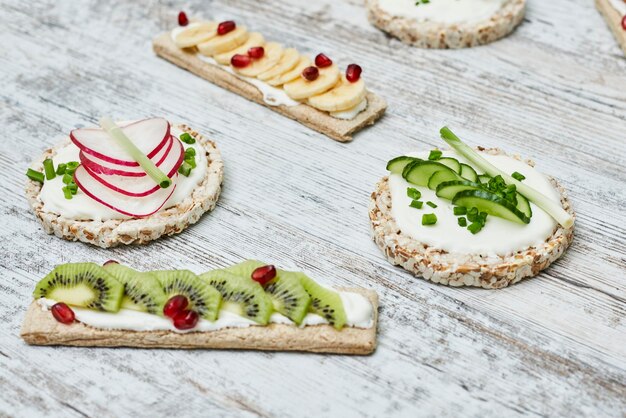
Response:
[1,0,625,417]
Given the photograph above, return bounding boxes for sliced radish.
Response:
[79,135,175,177]
[73,165,177,218]
[70,118,170,167]
[82,137,185,197]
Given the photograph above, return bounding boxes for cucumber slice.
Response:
[437,157,461,173]
[452,190,531,224]
[436,180,483,200]
[427,170,462,190]
[459,163,478,182]
[403,161,457,187]
[516,193,532,218]
[387,156,420,174]
[478,174,491,184]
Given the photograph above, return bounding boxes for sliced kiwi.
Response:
[199,270,273,325]
[297,273,347,330]
[223,259,265,278]
[103,263,167,315]
[33,263,124,312]
[151,270,222,321]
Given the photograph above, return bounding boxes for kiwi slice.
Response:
[297,273,347,330]
[103,264,167,315]
[151,270,222,321]
[225,260,311,325]
[199,270,273,325]
[33,263,124,312]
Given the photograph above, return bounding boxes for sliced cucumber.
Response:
[459,163,478,182]
[478,174,491,184]
[436,180,483,200]
[403,161,457,187]
[437,157,461,173]
[387,156,420,174]
[516,193,532,218]
[452,190,531,224]
[427,170,462,190]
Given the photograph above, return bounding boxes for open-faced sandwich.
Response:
[596,0,626,55]
[25,117,223,248]
[152,13,387,142]
[369,127,575,289]
[21,260,378,355]
[366,0,526,49]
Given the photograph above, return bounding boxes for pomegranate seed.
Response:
[346,64,362,83]
[301,66,320,81]
[622,15,626,31]
[103,260,118,266]
[178,11,189,27]
[251,265,277,286]
[315,53,333,68]
[173,310,199,330]
[163,295,189,318]
[231,54,252,68]
[217,20,236,35]
[51,303,75,324]
[248,46,265,59]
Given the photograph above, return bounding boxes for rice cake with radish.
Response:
[596,0,626,56]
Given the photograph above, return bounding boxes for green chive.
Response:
[62,186,73,200]
[468,222,483,234]
[453,206,467,216]
[185,147,196,157]
[67,182,78,194]
[422,213,437,225]
[410,200,423,209]
[178,161,192,177]
[458,217,467,227]
[62,173,73,184]
[407,187,421,200]
[185,156,197,169]
[43,158,56,180]
[180,132,195,144]
[512,171,526,181]
[479,212,488,224]
[26,168,45,183]
[65,161,79,175]
[56,163,67,175]
[467,207,478,222]
[426,201,437,208]
[428,150,442,161]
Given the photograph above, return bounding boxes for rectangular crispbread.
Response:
[152,33,387,142]
[596,0,626,56]
[20,288,378,355]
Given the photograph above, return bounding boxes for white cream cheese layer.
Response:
[388,151,561,255]
[608,0,626,15]
[38,126,207,221]
[37,290,374,332]
[377,0,508,24]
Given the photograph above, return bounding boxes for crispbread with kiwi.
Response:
[152,33,387,142]
[596,0,626,56]
[20,288,378,355]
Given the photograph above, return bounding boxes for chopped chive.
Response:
[178,161,192,177]
[428,150,442,161]
[67,182,78,194]
[180,132,195,144]
[56,163,67,175]
[184,147,196,157]
[479,212,488,224]
[467,207,478,222]
[43,158,56,180]
[185,156,197,168]
[453,206,467,216]
[410,200,423,209]
[426,201,437,208]
[26,168,45,183]
[422,213,437,225]
[458,217,467,227]
[62,173,73,184]
[62,186,73,200]
[65,161,79,175]
[468,222,483,234]
[512,171,526,181]
[407,187,421,200]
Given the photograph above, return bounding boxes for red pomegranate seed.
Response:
[178,11,189,27]
[301,66,320,81]
[218,20,236,35]
[346,64,362,83]
[103,260,118,266]
[248,46,265,59]
[315,53,332,68]
[51,303,75,324]
[231,54,252,68]
[163,295,189,318]
[251,265,277,286]
[173,310,199,330]
[622,15,626,31]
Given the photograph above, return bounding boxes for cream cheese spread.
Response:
[377,0,508,24]
[608,0,626,15]
[388,150,561,255]
[38,125,207,221]
[330,99,368,120]
[37,289,374,332]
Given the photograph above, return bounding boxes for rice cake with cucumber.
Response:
[369,127,575,289]
[24,118,223,248]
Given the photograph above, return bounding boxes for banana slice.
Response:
[173,22,218,48]
[197,26,249,56]
[307,75,366,112]
[233,42,284,77]
[267,56,311,87]
[257,48,299,81]
[213,32,265,65]
[283,64,340,100]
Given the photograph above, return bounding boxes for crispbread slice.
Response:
[152,33,387,142]
[21,288,378,355]
[596,0,626,56]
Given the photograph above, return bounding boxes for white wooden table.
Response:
[1,0,625,416]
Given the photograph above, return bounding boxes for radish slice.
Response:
[82,137,185,197]
[70,118,170,167]
[79,135,175,177]
[74,165,177,218]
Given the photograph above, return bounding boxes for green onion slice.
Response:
[43,159,56,180]
[422,213,437,225]
[26,169,45,183]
